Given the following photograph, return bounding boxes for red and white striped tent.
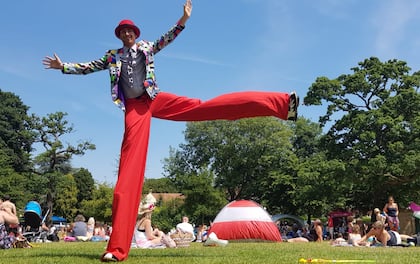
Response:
[208,200,282,242]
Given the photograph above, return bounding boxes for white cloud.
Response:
[0,64,36,80]
[309,0,358,20]
[161,52,231,67]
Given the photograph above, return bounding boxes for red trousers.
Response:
[105,91,289,261]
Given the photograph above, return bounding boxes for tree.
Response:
[30,112,96,174]
[152,197,185,233]
[163,117,311,220]
[292,118,322,159]
[166,118,295,202]
[0,90,40,211]
[0,89,34,172]
[29,111,96,220]
[258,118,339,216]
[80,183,113,223]
[73,168,95,208]
[304,57,420,210]
[0,165,29,211]
[177,169,227,225]
[143,177,179,193]
[292,153,348,218]
[54,174,78,220]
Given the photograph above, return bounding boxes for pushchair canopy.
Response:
[24,201,43,229]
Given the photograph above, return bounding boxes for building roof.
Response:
[146,193,184,202]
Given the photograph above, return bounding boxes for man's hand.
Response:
[42,53,64,70]
[179,0,192,26]
[184,0,192,18]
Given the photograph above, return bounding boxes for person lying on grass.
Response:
[355,221,414,247]
[287,219,323,243]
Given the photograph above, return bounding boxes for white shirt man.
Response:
[176,216,195,241]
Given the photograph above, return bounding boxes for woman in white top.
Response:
[132,193,165,248]
[348,224,362,246]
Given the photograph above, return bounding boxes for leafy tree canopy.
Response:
[304,57,420,210]
[0,89,34,172]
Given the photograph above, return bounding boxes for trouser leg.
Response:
[151,91,290,121]
[105,97,151,261]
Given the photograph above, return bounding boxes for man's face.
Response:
[119,27,136,47]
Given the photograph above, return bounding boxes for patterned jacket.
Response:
[62,23,185,111]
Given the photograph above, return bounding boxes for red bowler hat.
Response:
[115,19,141,39]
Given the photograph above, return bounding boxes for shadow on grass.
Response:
[1,244,230,263]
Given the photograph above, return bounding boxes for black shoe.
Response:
[287,91,299,121]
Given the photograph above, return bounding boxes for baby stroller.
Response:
[22,201,49,242]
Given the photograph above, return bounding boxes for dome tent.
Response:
[208,200,282,242]
[272,214,305,228]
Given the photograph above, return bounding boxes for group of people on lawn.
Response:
[282,196,418,247]
[329,196,418,247]
[1,189,418,251]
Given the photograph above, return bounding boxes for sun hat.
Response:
[115,19,141,39]
[138,191,157,215]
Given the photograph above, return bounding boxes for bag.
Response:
[170,232,193,248]
[13,236,32,248]
[47,234,59,242]
[64,236,77,242]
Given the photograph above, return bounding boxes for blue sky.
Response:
[2,0,420,184]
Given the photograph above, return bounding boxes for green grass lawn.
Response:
[1,241,419,264]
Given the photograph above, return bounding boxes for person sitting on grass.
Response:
[132,193,166,249]
[0,207,19,249]
[0,195,16,216]
[196,224,208,242]
[347,224,362,246]
[66,214,89,242]
[91,223,110,242]
[176,216,196,242]
[373,208,387,225]
[330,233,347,246]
